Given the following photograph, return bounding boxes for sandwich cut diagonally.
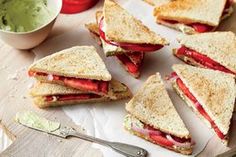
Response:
[28,46,129,98]
[30,80,132,108]
[173,31,236,75]
[154,0,234,34]
[124,73,194,155]
[86,0,169,78]
[170,64,235,145]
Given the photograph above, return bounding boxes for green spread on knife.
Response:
[124,114,144,130]
[15,111,60,132]
[0,0,55,32]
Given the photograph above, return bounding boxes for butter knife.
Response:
[15,111,148,157]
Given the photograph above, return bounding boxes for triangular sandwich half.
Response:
[30,80,132,108]
[86,20,144,78]
[154,0,234,34]
[28,46,113,97]
[86,0,169,78]
[173,32,236,75]
[125,73,194,155]
[171,64,235,145]
[85,23,102,46]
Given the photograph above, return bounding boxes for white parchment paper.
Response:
[32,0,217,156]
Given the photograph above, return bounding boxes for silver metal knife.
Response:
[15,111,148,157]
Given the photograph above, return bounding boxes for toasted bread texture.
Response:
[96,11,103,25]
[103,0,168,45]
[87,11,129,56]
[172,64,235,136]
[85,23,102,46]
[177,32,236,73]
[33,97,110,108]
[30,80,132,108]
[124,114,193,155]
[172,81,229,145]
[29,46,111,81]
[30,82,85,96]
[126,73,190,138]
[115,58,140,78]
[154,0,227,26]
[85,23,100,36]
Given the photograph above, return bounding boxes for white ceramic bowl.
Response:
[0,0,62,50]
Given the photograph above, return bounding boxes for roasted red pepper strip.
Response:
[28,71,109,94]
[116,54,140,75]
[176,46,235,75]
[162,0,232,33]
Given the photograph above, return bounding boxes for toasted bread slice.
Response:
[30,80,132,108]
[85,23,102,46]
[176,32,236,74]
[172,64,235,144]
[85,23,100,36]
[172,81,231,145]
[29,46,111,81]
[126,73,191,138]
[87,11,128,56]
[96,11,103,25]
[32,96,110,108]
[85,22,127,56]
[85,21,143,78]
[124,114,193,155]
[154,0,228,26]
[103,0,168,45]
[83,24,142,78]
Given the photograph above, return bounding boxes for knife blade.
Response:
[15,111,148,157]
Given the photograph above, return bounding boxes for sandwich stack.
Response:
[86,0,169,78]
[154,0,234,34]
[28,46,132,108]
[173,31,236,75]
[170,64,236,145]
[124,73,194,155]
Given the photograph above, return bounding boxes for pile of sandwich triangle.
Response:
[84,0,235,155]
[27,0,236,156]
[124,64,235,155]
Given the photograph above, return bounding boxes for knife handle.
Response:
[108,142,148,157]
[70,131,148,157]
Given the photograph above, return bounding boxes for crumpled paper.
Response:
[32,0,222,156]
